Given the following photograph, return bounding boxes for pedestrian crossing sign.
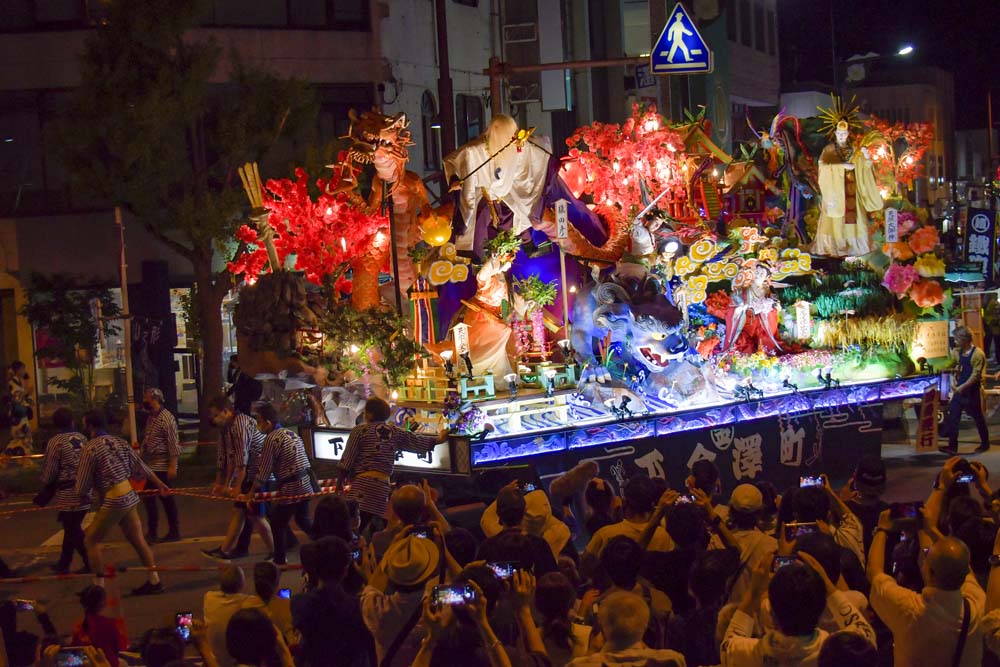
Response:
[651,2,713,75]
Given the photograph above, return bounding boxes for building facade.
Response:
[0,0,497,419]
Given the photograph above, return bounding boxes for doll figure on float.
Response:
[443,114,552,259]
[427,240,524,389]
[616,214,664,280]
[721,259,783,355]
[812,101,883,258]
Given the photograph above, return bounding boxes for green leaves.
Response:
[21,274,121,411]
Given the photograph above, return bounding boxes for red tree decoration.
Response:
[566,103,686,215]
[226,168,390,309]
[862,116,935,190]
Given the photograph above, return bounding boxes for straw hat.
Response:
[383,535,440,587]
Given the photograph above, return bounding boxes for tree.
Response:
[53,0,316,438]
[21,274,121,414]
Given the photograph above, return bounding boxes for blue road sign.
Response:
[651,2,713,75]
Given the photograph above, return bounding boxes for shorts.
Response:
[89,503,138,539]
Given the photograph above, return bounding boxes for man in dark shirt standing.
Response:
[291,536,374,667]
[476,484,558,576]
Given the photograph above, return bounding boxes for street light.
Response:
[897,45,914,56]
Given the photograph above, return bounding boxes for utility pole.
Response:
[435,0,456,157]
[115,207,138,446]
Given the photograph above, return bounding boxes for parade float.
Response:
[225,97,950,490]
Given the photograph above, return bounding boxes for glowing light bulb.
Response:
[613,161,620,173]
[390,390,399,401]
[341,237,347,251]
[350,344,360,354]
[904,155,914,166]
[569,285,577,293]
[325,206,333,215]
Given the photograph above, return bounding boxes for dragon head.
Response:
[592,277,690,374]
[345,109,414,180]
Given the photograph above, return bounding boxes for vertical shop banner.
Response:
[966,208,996,282]
[914,387,940,452]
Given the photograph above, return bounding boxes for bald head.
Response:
[926,537,970,590]
[391,484,427,524]
[598,591,650,651]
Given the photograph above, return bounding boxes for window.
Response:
[455,94,484,146]
[766,9,776,56]
[315,84,375,143]
[753,2,765,52]
[726,0,737,41]
[422,91,441,171]
[0,0,110,30]
[206,0,369,30]
[739,0,752,47]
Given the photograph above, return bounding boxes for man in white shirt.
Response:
[582,475,673,576]
[722,553,875,667]
[724,484,778,603]
[203,565,255,667]
[868,511,985,667]
[791,475,866,565]
[568,591,684,667]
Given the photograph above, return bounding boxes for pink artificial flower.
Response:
[882,263,919,296]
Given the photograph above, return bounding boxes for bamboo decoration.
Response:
[238,162,281,272]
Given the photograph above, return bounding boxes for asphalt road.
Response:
[0,412,998,648]
[0,492,305,649]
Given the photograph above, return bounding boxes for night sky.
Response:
[778,0,1000,129]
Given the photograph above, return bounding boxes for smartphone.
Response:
[676,494,695,504]
[487,562,517,580]
[772,555,797,572]
[410,524,432,539]
[431,584,476,608]
[783,522,818,541]
[955,473,976,484]
[520,481,537,493]
[278,588,291,599]
[889,501,923,520]
[175,612,193,642]
[351,548,362,561]
[799,475,824,488]
[12,598,35,612]
[55,648,90,667]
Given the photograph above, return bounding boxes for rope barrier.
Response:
[0,481,345,518]
[0,563,301,585]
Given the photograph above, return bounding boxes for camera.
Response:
[486,562,517,580]
[889,501,923,520]
[783,522,818,542]
[772,555,797,572]
[55,648,90,667]
[799,475,824,488]
[175,612,193,642]
[431,584,476,608]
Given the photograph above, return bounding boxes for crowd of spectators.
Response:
[7,452,1000,666]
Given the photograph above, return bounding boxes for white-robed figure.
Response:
[812,120,882,258]
[443,114,552,257]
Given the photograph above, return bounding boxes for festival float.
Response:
[225,97,951,490]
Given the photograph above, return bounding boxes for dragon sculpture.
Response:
[333,109,437,300]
